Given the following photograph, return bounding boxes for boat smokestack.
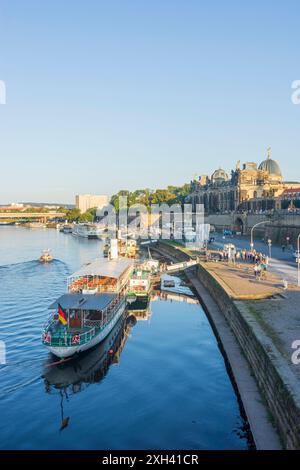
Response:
[110,239,119,259]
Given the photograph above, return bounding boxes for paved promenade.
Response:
[202,260,283,300]
[211,233,299,285]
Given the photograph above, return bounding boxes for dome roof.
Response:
[211,168,228,182]
[258,150,282,178]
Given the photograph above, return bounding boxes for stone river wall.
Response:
[155,241,300,449]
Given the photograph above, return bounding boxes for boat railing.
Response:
[69,284,118,294]
[43,297,126,347]
[79,327,96,345]
[43,325,98,347]
[83,298,124,329]
[84,319,103,328]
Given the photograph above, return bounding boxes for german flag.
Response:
[58,304,68,325]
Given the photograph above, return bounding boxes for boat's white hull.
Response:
[72,230,89,238]
[72,233,101,239]
[72,225,102,239]
[47,302,126,358]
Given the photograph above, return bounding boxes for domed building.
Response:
[258,149,282,182]
[211,168,229,184]
[189,149,299,214]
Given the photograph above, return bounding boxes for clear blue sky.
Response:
[0,0,299,204]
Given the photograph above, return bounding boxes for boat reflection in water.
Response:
[151,290,199,305]
[127,296,152,321]
[43,313,136,395]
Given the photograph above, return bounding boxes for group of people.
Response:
[253,256,269,280]
[213,248,269,280]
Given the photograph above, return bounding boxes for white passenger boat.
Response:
[72,223,103,239]
[43,314,135,393]
[42,257,134,358]
[59,224,73,234]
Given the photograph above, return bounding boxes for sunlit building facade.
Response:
[188,151,300,214]
[75,194,109,213]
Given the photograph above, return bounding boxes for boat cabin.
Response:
[43,258,134,348]
[49,293,117,328]
[68,257,134,294]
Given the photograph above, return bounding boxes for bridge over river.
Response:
[0,212,65,223]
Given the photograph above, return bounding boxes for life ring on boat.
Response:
[43,332,51,343]
[71,334,80,345]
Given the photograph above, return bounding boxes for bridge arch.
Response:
[233,216,244,234]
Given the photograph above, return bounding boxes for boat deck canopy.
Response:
[69,257,134,280]
[49,293,116,311]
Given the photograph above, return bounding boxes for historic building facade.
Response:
[188,150,299,214]
[280,188,300,210]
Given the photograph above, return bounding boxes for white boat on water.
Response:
[25,222,47,229]
[72,223,103,239]
[59,224,73,234]
[43,314,134,393]
[161,274,194,296]
[42,257,134,358]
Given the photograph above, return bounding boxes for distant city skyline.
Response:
[1,0,300,204]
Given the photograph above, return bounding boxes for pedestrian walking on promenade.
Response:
[257,263,262,281]
[261,261,267,279]
[254,264,258,279]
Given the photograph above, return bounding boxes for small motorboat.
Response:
[39,249,53,263]
[163,279,176,288]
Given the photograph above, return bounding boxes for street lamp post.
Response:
[250,220,269,252]
[268,238,272,259]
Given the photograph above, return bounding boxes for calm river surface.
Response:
[0,226,251,449]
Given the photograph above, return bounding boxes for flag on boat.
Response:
[58,304,68,325]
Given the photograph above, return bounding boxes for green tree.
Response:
[64,208,81,222]
[110,183,191,212]
[78,207,97,222]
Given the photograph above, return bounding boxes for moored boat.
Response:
[163,279,176,288]
[42,257,134,358]
[128,268,152,301]
[127,267,152,314]
[25,222,47,229]
[59,224,73,234]
[72,223,103,239]
[43,314,135,394]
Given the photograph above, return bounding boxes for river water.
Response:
[0,226,252,449]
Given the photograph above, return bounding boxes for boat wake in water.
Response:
[0,259,70,399]
[0,258,68,270]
